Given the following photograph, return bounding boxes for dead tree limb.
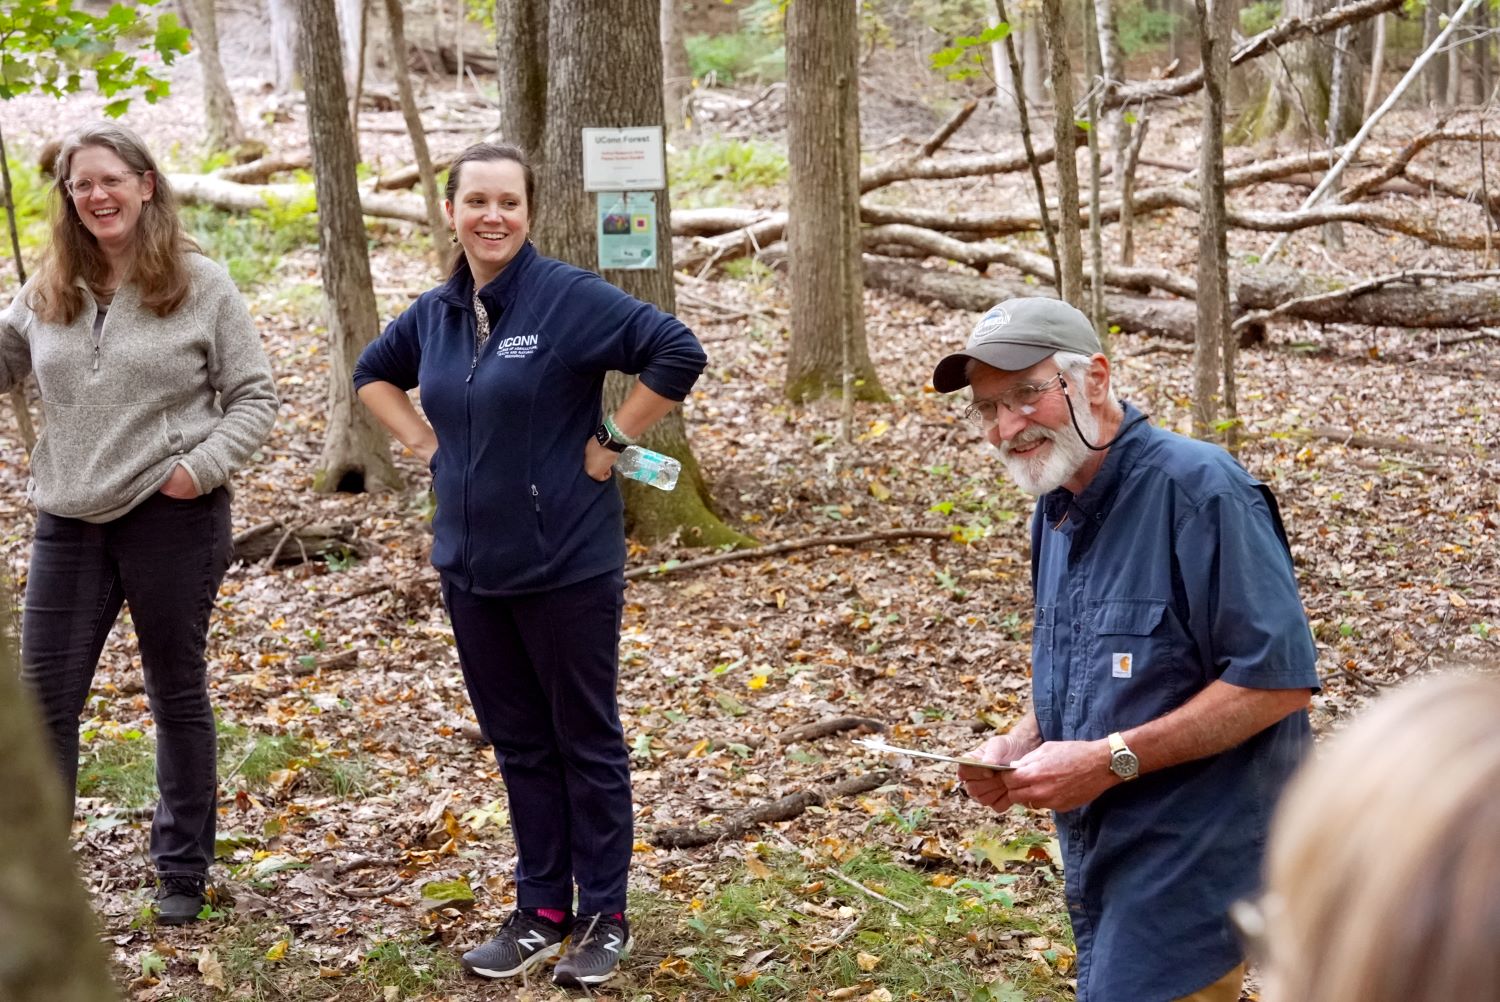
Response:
[1104,0,1404,110]
[650,770,898,849]
[217,152,313,183]
[779,717,888,745]
[232,521,364,566]
[1234,268,1500,328]
[625,528,949,582]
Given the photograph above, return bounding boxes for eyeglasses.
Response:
[64,172,141,199]
[963,374,1065,428]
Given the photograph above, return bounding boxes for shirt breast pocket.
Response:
[1088,598,1180,732]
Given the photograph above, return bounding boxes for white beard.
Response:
[996,401,1100,496]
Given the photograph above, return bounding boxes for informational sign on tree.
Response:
[581,126,666,191]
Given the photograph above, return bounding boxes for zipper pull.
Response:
[93,343,100,372]
[530,484,540,512]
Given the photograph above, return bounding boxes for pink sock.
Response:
[533,907,567,925]
[610,912,624,921]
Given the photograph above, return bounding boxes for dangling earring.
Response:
[450,233,459,244]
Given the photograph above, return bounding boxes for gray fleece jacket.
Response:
[0,253,278,522]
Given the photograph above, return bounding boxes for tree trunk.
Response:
[184,0,245,152]
[1476,4,1491,103]
[1445,0,1464,106]
[536,0,747,548]
[297,0,400,494]
[1362,11,1386,119]
[661,0,691,133]
[1041,0,1084,308]
[1193,0,1233,443]
[269,0,300,92]
[1021,18,1049,109]
[0,613,119,1002]
[494,0,548,153]
[1239,0,1362,141]
[1093,0,1128,186]
[1084,0,1107,343]
[985,0,1019,123]
[784,0,885,405]
[383,0,446,259]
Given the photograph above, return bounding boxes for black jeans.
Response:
[442,569,633,916]
[21,488,232,879]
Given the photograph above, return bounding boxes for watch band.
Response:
[595,423,629,453]
[1108,731,1129,756]
[1108,731,1140,781]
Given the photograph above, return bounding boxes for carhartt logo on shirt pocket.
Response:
[1112,653,1133,678]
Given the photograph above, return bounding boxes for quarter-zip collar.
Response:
[435,240,539,317]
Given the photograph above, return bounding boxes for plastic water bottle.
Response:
[615,445,681,491]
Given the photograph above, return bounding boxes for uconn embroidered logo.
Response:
[496,332,540,359]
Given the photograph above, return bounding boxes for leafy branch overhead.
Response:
[0,0,190,114]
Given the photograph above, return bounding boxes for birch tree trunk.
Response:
[184,0,245,152]
[1092,0,1128,186]
[784,0,886,404]
[1194,0,1234,446]
[268,0,299,92]
[297,0,400,494]
[495,0,548,153]
[985,0,1018,123]
[1041,0,1084,308]
[1022,20,1048,110]
[383,0,446,258]
[536,0,747,547]
[1362,12,1386,119]
[0,613,119,1002]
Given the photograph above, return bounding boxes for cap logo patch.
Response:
[973,305,1012,341]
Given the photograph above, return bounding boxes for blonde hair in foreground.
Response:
[1263,673,1500,1002]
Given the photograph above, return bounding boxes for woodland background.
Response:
[0,0,1496,1000]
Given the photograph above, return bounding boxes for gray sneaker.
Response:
[552,913,632,987]
[462,910,568,979]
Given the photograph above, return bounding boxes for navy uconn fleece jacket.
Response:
[353,242,707,595]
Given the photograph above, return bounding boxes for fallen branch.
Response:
[233,521,363,566]
[1291,425,1473,457]
[1234,268,1500,329]
[650,770,898,849]
[823,866,911,913]
[624,528,949,582]
[216,152,312,184]
[1104,0,1403,110]
[1233,269,1500,332]
[779,716,888,745]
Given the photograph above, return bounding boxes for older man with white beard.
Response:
[931,298,1320,1002]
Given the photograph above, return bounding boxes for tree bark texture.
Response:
[1239,0,1363,141]
[297,0,400,494]
[0,615,119,1002]
[661,0,691,133]
[783,0,885,404]
[1194,0,1233,438]
[185,0,245,151]
[494,0,548,154]
[536,0,746,548]
[1041,0,1084,308]
[383,0,447,258]
[985,0,1018,123]
[269,0,300,92]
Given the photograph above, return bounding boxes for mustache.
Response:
[999,426,1056,456]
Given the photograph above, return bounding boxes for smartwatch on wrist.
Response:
[595,421,631,453]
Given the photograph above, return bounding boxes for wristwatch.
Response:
[1107,732,1140,781]
[594,422,630,453]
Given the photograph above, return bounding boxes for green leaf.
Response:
[103,98,131,117]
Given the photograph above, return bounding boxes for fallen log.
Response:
[170,173,430,225]
[625,528,949,582]
[217,152,313,184]
[862,256,1201,342]
[232,521,364,566]
[650,769,898,849]
[779,717,888,745]
[866,257,1500,337]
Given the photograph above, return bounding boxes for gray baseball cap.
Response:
[932,297,1102,392]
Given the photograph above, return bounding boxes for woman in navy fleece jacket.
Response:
[353,143,706,988]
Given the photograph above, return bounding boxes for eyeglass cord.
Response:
[1058,376,1149,452]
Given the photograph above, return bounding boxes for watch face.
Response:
[1111,750,1140,780]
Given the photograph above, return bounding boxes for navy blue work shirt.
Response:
[1028,402,1319,1002]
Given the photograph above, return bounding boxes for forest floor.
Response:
[1,16,1497,1002]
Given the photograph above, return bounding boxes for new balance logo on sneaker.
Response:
[553,913,633,987]
[461,909,568,979]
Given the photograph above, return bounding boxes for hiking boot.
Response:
[461,909,569,979]
[553,913,632,987]
[154,874,206,926]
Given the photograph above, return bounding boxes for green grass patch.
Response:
[669,137,787,209]
[628,846,1069,1000]
[76,722,369,810]
[205,922,462,1000]
[684,32,784,86]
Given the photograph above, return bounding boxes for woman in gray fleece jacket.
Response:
[0,121,277,924]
